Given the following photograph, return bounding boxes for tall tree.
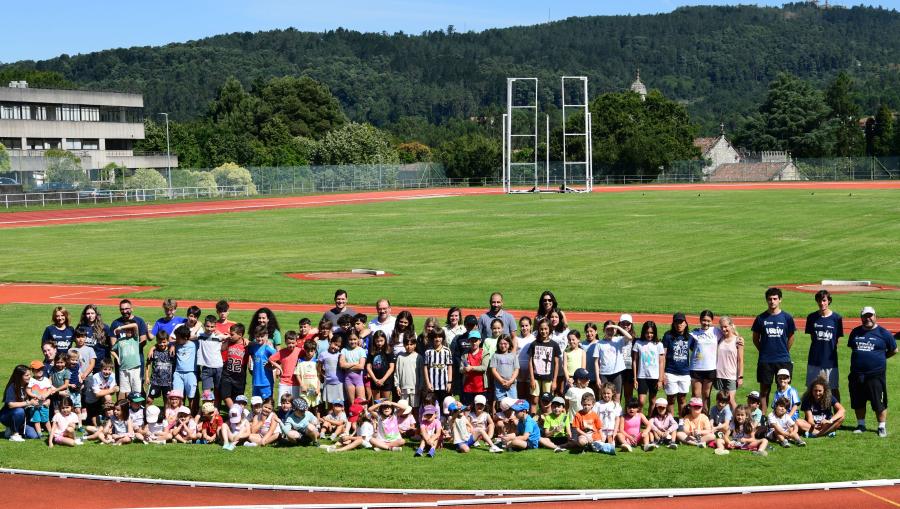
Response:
[256,76,347,139]
[590,89,700,177]
[734,73,830,158]
[870,104,894,156]
[823,71,864,157]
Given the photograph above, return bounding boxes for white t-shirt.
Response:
[549,329,570,356]
[196,333,225,368]
[767,411,795,433]
[28,376,53,398]
[594,337,628,375]
[564,386,594,420]
[632,340,664,379]
[689,327,722,371]
[369,316,397,341]
[593,400,622,432]
[51,412,79,437]
[516,334,535,381]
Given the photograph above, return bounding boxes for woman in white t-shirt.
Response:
[689,310,722,410]
[442,307,466,351]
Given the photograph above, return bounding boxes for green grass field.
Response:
[0,188,898,488]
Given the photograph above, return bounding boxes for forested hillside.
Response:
[4,3,900,134]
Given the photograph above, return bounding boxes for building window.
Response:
[63,139,99,150]
[31,105,46,120]
[58,105,81,121]
[81,139,99,150]
[0,137,22,150]
[26,138,62,150]
[81,106,99,122]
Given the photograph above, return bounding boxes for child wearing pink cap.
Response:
[415,405,442,457]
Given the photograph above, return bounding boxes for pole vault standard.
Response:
[503,78,540,193]
[561,76,592,193]
[503,76,592,194]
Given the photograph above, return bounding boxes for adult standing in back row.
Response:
[478,292,517,339]
[847,306,897,437]
[323,290,355,333]
[751,287,796,411]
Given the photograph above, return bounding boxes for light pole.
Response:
[158,112,172,194]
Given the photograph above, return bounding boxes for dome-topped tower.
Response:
[630,69,647,101]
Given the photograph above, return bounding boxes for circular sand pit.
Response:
[779,281,899,294]
[286,270,395,281]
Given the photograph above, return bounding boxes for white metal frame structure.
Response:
[561,76,593,192]
[502,78,539,193]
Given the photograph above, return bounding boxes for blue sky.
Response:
[1,0,886,63]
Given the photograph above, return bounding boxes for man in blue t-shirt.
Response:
[751,287,796,411]
[847,306,897,437]
[804,289,844,400]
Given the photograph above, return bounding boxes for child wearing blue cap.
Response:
[497,400,540,451]
[447,401,475,453]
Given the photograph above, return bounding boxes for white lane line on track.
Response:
[0,190,499,226]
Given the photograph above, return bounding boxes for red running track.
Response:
[0,473,898,508]
[1,181,898,229]
[1,282,898,330]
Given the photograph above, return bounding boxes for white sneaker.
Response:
[489,444,504,453]
[621,444,632,453]
[243,442,257,447]
[74,439,84,446]
[714,448,729,455]
[326,445,337,453]
[9,433,24,442]
[390,446,403,452]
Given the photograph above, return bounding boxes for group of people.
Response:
[1,287,895,456]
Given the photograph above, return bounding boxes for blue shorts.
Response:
[29,405,49,423]
[495,386,517,400]
[455,435,476,451]
[173,371,197,399]
[69,391,82,408]
[253,385,273,399]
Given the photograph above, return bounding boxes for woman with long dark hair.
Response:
[1,365,41,441]
[249,307,283,347]
[79,304,112,370]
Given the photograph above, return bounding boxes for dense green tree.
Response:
[125,168,167,189]
[0,68,74,89]
[734,73,830,157]
[589,90,700,177]
[0,143,9,172]
[437,133,501,181]
[256,76,347,139]
[823,71,865,157]
[316,123,399,165]
[6,4,900,134]
[397,142,432,163]
[43,149,88,187]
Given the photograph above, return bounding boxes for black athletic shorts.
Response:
[637,378,659,395]
[147,385,171,400]
[756,362,793,386]
[690,369,717,382]
[218,376,246,401]
[849,372,887,413]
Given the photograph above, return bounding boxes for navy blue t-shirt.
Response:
[81,323,112,370]
[751,311,795,363]
[848,325,897,376]
[800,395,838,423]
[662,331,694,376]
[804,311,843,368]
[41,325,75,353]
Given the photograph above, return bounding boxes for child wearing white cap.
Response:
[648,397,678,449]
[467,394,496,449]
[221,404,251,450]
[771,369,800,420]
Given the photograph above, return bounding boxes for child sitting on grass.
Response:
[572,393,615,454]
[447,401,474,453]
[248,398,282,447]
[320,400,348,441]
[368,400,406,452]
[221,404,251,450]
[677,397,728,454]
[47,397,81,448]
[767,397,806,448]
[280,398,318,446]
[167,405,198,444]
[727,404,768,456]
[415,405,442,457]
[616,398,651,452]
[498,400,540,452]
[648,398,678,449]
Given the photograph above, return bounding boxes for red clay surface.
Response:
[286,271,397,281]
[0,473,897,508]
[0,181,897,229]
[1,282,898,331]
[780,282,900,294]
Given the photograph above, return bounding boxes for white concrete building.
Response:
[0,81,176,182]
